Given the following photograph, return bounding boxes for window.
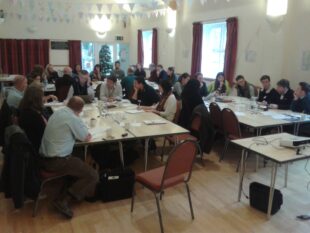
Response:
[142,30,153,68]
[81,42,95,73]
[201,21,227,79]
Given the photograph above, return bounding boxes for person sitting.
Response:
[148,63,158,83]
[257,75,278,104]
[67,70,94,100]
[63,66,73,77]
[156,65,168,83]
[73,64,82,76]
[234,75,256,99]
[142,80,177,122]
[193,72,208,97]
[291,82,310,114]
[99,75,122,101]
[27,64,45,82]
[28,72,43,86]
[173,72,191,100]
[167,67,178,85]
[111,61,125,81]
[6,75,28,108]
[208,72,230,96]
[134,63,146,78]
[131,76,159,106]
[39,96,99,218]
[55,74,73,102]
[90,64,102,81]
[18,84,48,152]
[44,64,59,84]
[178,79,204,129]
[269,79,294,110]
[121,67,136,99]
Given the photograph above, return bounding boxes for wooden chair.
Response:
[131,140,198,233]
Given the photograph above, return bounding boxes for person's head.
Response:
[45,64,54,74]
[179,73,191,86]
[194,72,204,83]
[295,82,309,98]
[75,64,81,73]
[149,63,156,71]
[167,67,175,76]
[107,75,117,89]
[156,65,163,72]
[63,66,73,76]
[94,64,101,72]
[134,76,146,90]
[276,79,290,95]
[67,96,85,116]
[32,64,44,76]
[137,63,142,70]
[236,75,246,87]
[182,79,201,98]
[30,72,42,85]
[79,70,89,85]
[127,67,134,75]
[14,75,28,92]
[115,61,121,69]
[260,75,271,90]
[159,80,172,95]
[216,72,225,83]
[19,83,44,112]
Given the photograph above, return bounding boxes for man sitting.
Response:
[111,61,125,81]
[39,96,98,218]
[257,75,278,104]
[121,67,136,99]
[131,76,159,106]
[6,75,28,108]
[66,70,94,101]
[99,75,122,101]
[291,82,310,114]
[156,65,168,83]
[234,75,256,99]
[269,79,294,110]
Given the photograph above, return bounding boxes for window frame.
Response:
[141,29,153,69]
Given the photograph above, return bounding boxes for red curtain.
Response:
[137,30,144,65]
[68,40,82,69]
[152,28,158,65]
[0,39,49,75]
[224,17,238,85]
[191,22,203,76]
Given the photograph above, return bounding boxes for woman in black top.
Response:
[19,84,47,152]
[134,63,146,78]
[194,72,208,97]
[178,79,203,129]
[45,64,59,84]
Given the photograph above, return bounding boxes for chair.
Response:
[55,78,72,102]
[209,102,223,135]
[32,170,67,217]
[219,108,242,162]
[131,140,198,233]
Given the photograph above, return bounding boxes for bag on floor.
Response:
[97,168,135,202]
[249,182,283,215]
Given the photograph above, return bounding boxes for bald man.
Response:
[63,66,73,77]
[40,96,98,218]
[6,75,28,108]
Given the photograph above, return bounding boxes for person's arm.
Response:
[290,99,300,112]
[173,83,182,97]
[130,86,139,104]
[207,82,214,93]
[70,117,91,142]
[87,86,95,100]
[65,86,74,101]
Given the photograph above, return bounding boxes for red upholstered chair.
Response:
[131,140,198,233]
[219,108,242,162]
[32,170,67,217]
[209,102,223,135]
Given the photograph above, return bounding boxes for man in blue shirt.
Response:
[40,96,98,218]
[6,75,27,108]
[291,82,310,114]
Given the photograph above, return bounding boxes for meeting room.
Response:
[1,0,310,232]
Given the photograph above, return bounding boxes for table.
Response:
[232,133,310,219]
[146,80,159,90]
[50,100,188,170]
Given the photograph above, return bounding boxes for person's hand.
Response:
[49,95,58,101]
[85,133,92,142]
[269,104,278,109]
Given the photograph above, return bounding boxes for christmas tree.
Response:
[99,45,113,77]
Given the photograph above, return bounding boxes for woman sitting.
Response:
[142,80,177,122]
[90,64,102,81]
[193,72,208,97]
[18,84,48,152]
[173,72,191,100]
[167,67,178,85]
[208,72,230,96]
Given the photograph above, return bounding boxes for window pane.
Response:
[81,42,95,73]
[142,30,153,68]
[201,22,227,79]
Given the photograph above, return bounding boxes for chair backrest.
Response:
[209,102,222,130]
[173,100,181,123]
[161,140,197,188]
[55,78,72,102]
[222,108,241,138]
[190,114,201,132]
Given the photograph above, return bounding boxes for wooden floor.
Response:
[1,141,310,233]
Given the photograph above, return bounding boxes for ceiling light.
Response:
[266,0,288,17]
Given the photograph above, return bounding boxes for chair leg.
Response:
[160,191,164,200]
[32,183,44,217]
[131,183,136,212]
[219,139,230,162]
[161,137,167,162]
[154,193,164,233]
[185,183,195,220]
[197,142,203,162]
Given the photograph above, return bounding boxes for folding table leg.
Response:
[238,149,247,201]
[144,138,150,171]
[267,163,278,219]
[284,163,288,188]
